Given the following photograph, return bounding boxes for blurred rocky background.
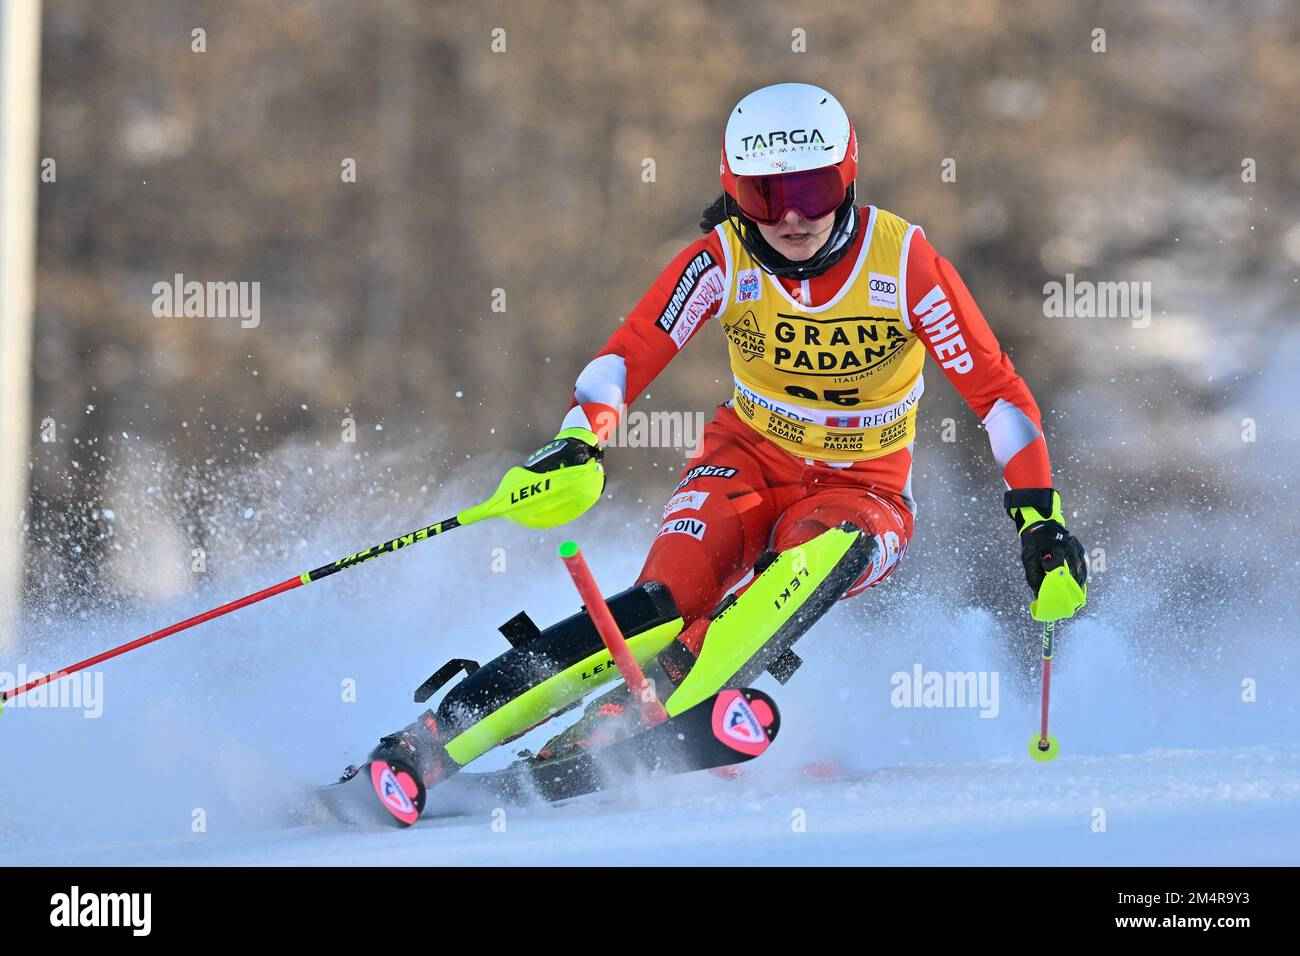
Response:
[19,0,1300,640]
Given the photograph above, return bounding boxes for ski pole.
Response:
[1024,560,1084,762]
[558,540,668,728]
[1,455,604,709]
[0,514,464,707]
[1029,620,1060,761]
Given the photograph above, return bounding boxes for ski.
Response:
[318,687,780,828]
[465,686,781,805]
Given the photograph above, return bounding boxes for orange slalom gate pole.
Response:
[558,540,668,728]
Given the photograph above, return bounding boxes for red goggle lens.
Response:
[734,167,846,225]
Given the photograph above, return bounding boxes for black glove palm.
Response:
[1005,489,1088,617]
[1018,518,1087,595]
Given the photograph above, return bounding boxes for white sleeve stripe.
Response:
[561,405,593,432]
[573,353,627,408]
[983,397,1042,468]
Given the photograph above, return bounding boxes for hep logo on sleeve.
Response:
[912,285,973,374]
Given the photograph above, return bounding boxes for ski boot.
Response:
[534,693,638,762]
[534,655,681,762]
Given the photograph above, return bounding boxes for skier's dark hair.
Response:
[699,193,729,233]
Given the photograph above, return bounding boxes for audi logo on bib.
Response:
[868,272,899,309]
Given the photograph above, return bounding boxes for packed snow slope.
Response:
[3,469,1297,867]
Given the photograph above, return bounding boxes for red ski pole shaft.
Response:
[1,513,463,705]
[1,575,302,703]
[558,540,667,727]
[1039,658,1053,743]
[1038,620,1055,748]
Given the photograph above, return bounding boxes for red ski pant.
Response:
[636,405,915,652]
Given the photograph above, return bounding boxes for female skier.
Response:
[365,82,1088,796]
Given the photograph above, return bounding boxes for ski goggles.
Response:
[733,166,847,225]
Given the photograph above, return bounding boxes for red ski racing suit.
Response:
[558,205,1052,655]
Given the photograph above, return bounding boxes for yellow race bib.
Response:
[716,207,925,461]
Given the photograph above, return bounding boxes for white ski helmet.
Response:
[716,82,861,278]
[720,82,858,223]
